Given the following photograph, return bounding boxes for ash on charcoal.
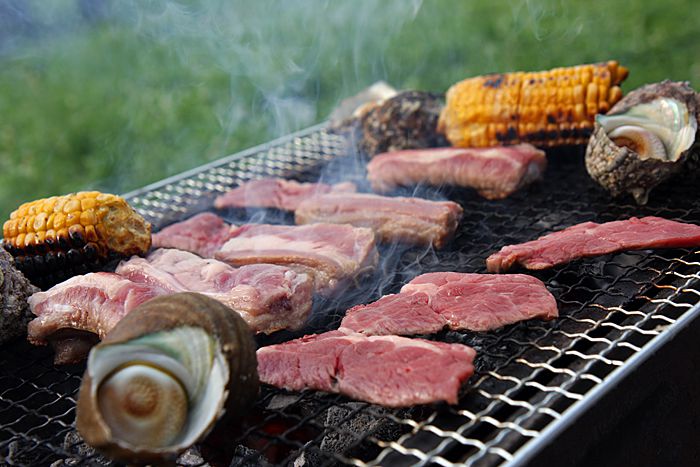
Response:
[177,446,210,466]
[265,393,306,411]
[58,431,114,466]
[293,402,405,464]
[228,445,272,467]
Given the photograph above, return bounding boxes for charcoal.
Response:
[228,445,272,467]
[319,403,403,458]
[59,431,114,466]
[177,446,209,466]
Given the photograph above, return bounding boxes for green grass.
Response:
[0,0,699,220]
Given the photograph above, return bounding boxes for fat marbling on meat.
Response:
[153,214,378,295]
[27,272,164,363]
[116,248,313,333]
[295,192,463,249]
[215,223,378,295]
[366,144,546,199]
[27,249,316,363]
[152,212,234,258]
[257,330,476,407]
[340,272,557,335]
[487,216,700,273]
[214,178,356,211]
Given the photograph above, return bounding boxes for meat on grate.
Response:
[487,216,700,272]
[152,212,234,258]
[215,223,378,295]
[366,144,546,199]
[341,272,557,334]
[153,214,378,295]
[257,330,476,407]
[214,177,357,211]
[27,249,315,363]
[27,272,165,363]
[116,248,314,333]
[295,192,463,249]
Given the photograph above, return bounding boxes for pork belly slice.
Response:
[116,248,314,333]
[487,216,700,273]
[341,272,557,335]
[27,272,165,364]
[215,223,378,295]
[257,330,476,407]
[214,177,357,211]
[152,212,234,257]
[295,193,463,248]
[366,144,546,199]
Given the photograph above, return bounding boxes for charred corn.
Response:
[438,61,629,148]
[2,192,151,288]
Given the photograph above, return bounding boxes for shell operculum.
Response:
[596,97,697,162]
[86,326,229,454]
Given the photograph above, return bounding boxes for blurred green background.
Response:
[1,0,698,220]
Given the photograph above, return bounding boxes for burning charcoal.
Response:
[359,91,448,157]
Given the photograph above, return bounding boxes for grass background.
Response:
[0,0,698,220]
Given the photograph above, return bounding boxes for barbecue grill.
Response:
[2,124,699,466]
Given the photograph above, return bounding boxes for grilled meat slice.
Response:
[341,272,557,334]
[366,144,546,199]
[214,178,356,211]
[295,192,463,248]
[487,216,700,272]
[257,330,476,407]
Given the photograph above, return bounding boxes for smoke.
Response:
[106,0,425,143]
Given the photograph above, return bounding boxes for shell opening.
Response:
[87,326,230,453]
[597,97,697,162]
[97,364,188,448]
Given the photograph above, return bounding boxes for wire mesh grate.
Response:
[1,125,700,466]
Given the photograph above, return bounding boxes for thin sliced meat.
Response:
[341,272,557,334]
[214,178,356,211]
[152,214,378,295]
[116,248,314,333]
[27,272,165,362]
[487,216,700,273]
[295,192,463,248]
[152,212,234,257]
[366,144,546,199]
[257,330,476,407]
[216,223,378,295]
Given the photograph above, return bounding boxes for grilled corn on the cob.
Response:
[2,192,151,288]
[438,61,629,148]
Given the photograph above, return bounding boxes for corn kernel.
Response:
[66,211,81,226]
[33,213,48,232]
[63,199,81,214]
[85,225,98,243]
[53,212,66,229]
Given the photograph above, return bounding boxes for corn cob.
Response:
[2,192,151,289]
[437,61,629,148]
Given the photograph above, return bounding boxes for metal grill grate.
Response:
[1,124,700,466]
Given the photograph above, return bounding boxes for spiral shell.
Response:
[585,80,700,204]
[76,293,259,464]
